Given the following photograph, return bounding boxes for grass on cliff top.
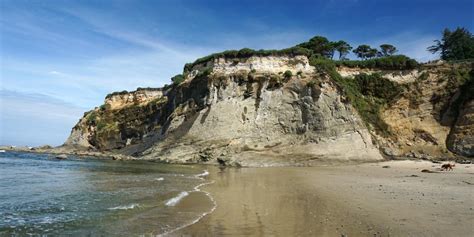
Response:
[334,55,419,70]
[184,48,418,74]
[310,57,404,137]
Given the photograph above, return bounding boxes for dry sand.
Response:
[175,160,474,236]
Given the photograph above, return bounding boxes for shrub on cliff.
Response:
[335,55,418,70]
[308,58,404,136]
[171,74,185,85]
[86,111,98,125]
[309,56,336,72]
[283,70,293,79]
[353,73,402,101]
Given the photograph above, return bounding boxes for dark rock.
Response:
[421,169,436,173]
[55,154,68,160]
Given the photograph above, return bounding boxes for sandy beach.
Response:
[175,160,474,236]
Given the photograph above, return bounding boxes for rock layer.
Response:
[64,55,473,165]
[448,99,474,157]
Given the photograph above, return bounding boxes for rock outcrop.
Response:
[375,62,474,158]
[63,54,473,165]
[142,56,381,166]
[65,88,167,153]
[447,93,474,157]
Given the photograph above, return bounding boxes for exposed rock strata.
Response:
[64,56,473,165]
[447,98,474,157]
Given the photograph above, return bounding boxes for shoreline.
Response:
[2,151,472,235]
[2,146,472,168]
[176,160,474,236]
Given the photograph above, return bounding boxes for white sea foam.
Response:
[165,191,189,206]
[195,170,209,178]
[159,179,217,236]
[108,203,140,210]
[155,177,164,181]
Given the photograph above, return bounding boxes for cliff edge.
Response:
[64,50,473,166]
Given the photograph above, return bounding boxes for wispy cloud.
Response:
[0,90,86,146]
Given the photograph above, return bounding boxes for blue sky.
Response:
[0,0,473,146]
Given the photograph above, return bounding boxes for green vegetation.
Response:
[352,45,377,60]
[86,111,98,125]
[171,74,185,85]
[197,67,212,77]
[446,69,474,115]
[353,73,402,100]
[283,70,293,79]
[96,120,119,134]
[406,72,429,109]
[267,75,283,89]
[308,57,404,136]
[428,27,474,61]
[334,73,400,136]
[333,40,352,60]
[105,90,128,99]
[309,56,336,72]
[334,55,418,70]
[297,36,334,58]
[175,34,422,85]
[379,44,398,56]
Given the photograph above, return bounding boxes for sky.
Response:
[0,0,473,146]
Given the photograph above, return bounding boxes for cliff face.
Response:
[447,76,474,157]
[64,55,473,165]
[141,56,381,166]
[65,88,167,152]
[373,63,473,159]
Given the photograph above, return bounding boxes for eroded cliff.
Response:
[64,54,473,166]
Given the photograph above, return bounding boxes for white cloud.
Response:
[0,90,86,146]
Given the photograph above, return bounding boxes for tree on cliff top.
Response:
[334,40,352,60]
[352,44,377,59]
[298,36,333,58]
[379,44,398,56]
[428,27,474,60]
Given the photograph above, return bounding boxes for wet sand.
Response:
[175,160,474,236]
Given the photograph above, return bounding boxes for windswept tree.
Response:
[298,36,333,58]
[328,42,337,59]
[333,40,352,60]
[367,48,379,59]
[428,27,474,60]
[379,44,398,56]
[353,45,372,60]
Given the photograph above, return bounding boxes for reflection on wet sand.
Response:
[179,161,474,236]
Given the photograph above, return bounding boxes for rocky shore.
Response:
[0,145,134,161]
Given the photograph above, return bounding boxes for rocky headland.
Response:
[34,45,472,167]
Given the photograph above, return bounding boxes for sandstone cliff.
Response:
[64,53,473,166]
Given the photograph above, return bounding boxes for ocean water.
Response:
[0,151,215,236]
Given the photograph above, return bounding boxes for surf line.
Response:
[160,170,217,236]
